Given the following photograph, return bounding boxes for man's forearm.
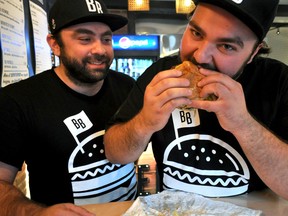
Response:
[232,115,288,199]
[0,181,44,216]
[105,114,153,164]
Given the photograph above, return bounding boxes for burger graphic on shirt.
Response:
[163,133,250,197]
[64,111,136,205]
[68,129,136,204]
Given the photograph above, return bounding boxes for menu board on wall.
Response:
[29,0,52,74]
[0,0,29,87]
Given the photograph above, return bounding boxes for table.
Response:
[83,200,132,216]
[82,189,288,215]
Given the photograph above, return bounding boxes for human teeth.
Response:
[91,61,102,65]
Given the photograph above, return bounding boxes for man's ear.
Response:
[46,34,60,57]
[247,42,263,64]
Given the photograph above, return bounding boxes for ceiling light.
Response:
[176,0,196,14]
[128,0,150,11]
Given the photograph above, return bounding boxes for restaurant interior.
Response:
[14,0,288,196]
[4,0,288,215]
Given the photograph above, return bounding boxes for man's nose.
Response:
[193,41,213,65]
[90,41,106,55]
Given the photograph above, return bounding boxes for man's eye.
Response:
[222,44,236,51]
[191,30,202,39]
[218,44,238,54]
[103,37,112,43]
[79,37,91,42]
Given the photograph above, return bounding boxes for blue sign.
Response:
[113,35,159,51]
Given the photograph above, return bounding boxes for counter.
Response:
[82,189,288,215]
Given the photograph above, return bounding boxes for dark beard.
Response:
[61,53,110,84]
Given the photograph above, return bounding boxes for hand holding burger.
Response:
[175,61,217,109]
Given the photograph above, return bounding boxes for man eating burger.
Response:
[104,0,288,200]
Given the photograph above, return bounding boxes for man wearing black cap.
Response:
[0,0,137,215]
[105,0,288,200]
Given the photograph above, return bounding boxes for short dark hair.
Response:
[52,32,64,48]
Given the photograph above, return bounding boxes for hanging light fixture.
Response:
[176,0,196,14]
[128,0,150,11]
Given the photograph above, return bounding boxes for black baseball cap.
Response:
[194,0,279,41]
[48,0,128,34]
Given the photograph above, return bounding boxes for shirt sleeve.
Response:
[0,91,26,169]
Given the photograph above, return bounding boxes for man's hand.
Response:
[139,69,193,132]
[189,68,250,133]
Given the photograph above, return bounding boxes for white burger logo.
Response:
[163,134,250,197]
[231,0,243,4]
[64,111,136,204]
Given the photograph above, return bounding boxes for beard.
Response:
[60,50,111,84]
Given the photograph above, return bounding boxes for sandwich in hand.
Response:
[175,61,217,109]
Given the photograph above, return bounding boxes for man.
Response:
[0,0,137,215]
[104,0,288,200]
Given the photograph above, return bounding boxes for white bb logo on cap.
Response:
[231,0,243,3]
[86,0,104,13]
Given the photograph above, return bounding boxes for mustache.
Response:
[188,58,216,71]
[85,54,110,63]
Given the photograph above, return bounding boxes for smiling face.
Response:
[56,22,114,84]
[180,3,262,79]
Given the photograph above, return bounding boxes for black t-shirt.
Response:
[0,69,137,205]
[108,55,288,197]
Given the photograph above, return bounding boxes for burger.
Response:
[175,61,217,109]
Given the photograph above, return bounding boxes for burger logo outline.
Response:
[163,134,250,197]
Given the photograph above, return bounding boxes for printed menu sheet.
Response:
[0,0,29,87]
[29,1,52,74]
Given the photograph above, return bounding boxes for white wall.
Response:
[136,18,187,35]
[266,27,288,64]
